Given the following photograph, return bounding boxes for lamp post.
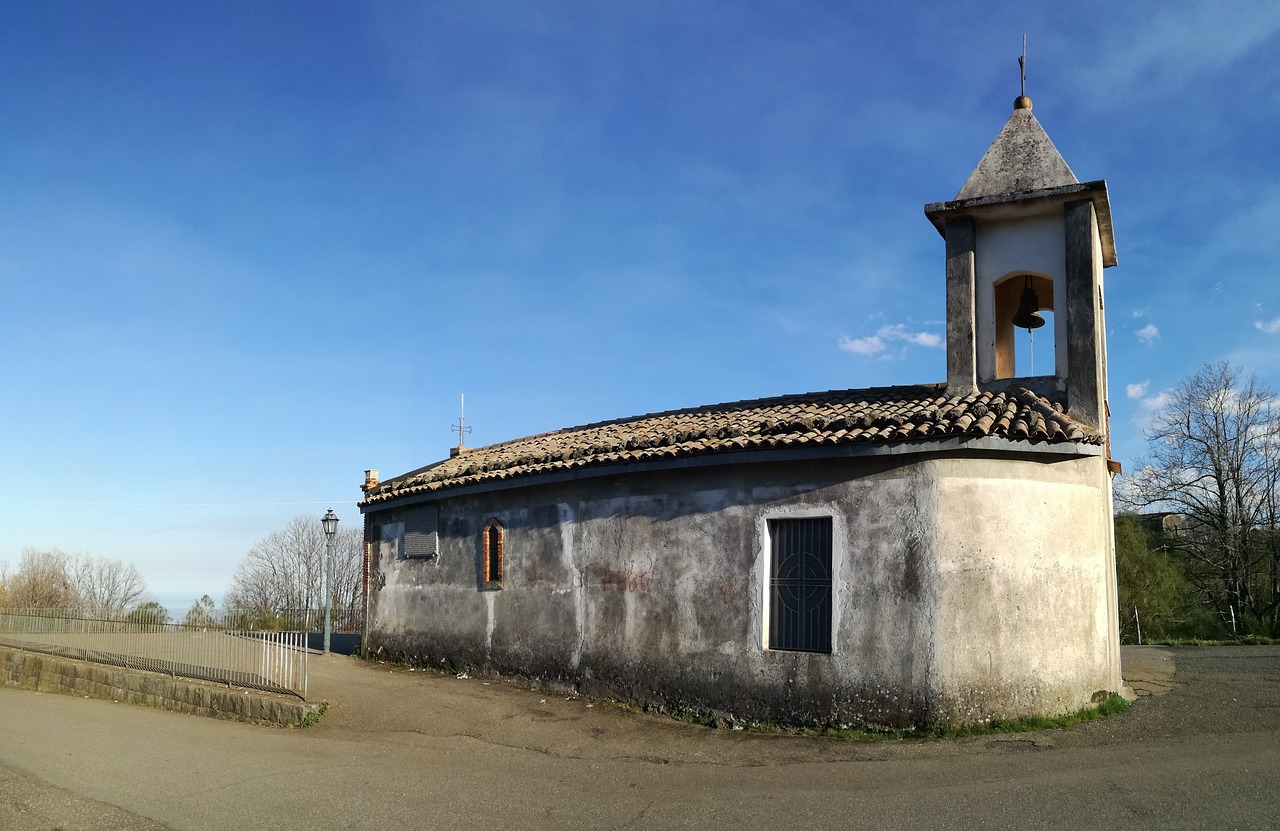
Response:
[321,508,339,655]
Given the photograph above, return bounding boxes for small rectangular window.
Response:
[405,505,439,559]
[768,517,833,653]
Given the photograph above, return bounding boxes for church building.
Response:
[357,92,1125,729]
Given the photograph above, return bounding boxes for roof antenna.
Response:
[1015,35,1032,111]
[451,393,472,456]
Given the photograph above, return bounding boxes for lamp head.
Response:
[321,508,339,536]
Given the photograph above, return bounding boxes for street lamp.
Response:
[321,508,339,655]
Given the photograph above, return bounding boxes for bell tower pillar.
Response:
[1064,198,1107,428]
[944,216,978,397]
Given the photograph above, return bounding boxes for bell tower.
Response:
[924,95,1116,428]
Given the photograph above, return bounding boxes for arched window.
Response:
[993,272,1055,380]
[481,520,504,587]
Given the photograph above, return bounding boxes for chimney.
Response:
[362,469,380,493]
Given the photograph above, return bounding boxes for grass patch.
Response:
[299,702,328,728]
[798,694,1132,742]
[914,694,1130,739]
[630,694,1132,742]
[1147,636,1279,646]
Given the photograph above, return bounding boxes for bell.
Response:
[1012,281,1045,331]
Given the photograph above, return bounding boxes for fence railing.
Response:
[0,608,321,699]
[214,606,363,634]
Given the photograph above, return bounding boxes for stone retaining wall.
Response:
[0,647,322,726]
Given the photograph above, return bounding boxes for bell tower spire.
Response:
[924,72,1117,429]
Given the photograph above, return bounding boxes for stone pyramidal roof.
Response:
[955,107,1078,200]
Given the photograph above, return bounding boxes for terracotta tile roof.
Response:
[360,384,1101,506]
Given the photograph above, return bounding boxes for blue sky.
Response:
[2,2,1278,609]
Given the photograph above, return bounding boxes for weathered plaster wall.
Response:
[923,455,1122,722]
[365,451,1119,728]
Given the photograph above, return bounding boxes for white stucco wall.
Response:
[364,449,1120,728]
[922,454,1122,721]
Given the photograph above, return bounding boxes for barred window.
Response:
[767,517,833,653]
[405,504,439,560]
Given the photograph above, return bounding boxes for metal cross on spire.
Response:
[452,393,472,450]
[1019,34,1027,98]
[1014,34,1033,110]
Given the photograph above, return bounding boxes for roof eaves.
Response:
[924,180,1116,268]
[358,432,1105,512]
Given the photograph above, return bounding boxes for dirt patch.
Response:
[1121,645,1177,697]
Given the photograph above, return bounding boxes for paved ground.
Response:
[1,646,1277,830]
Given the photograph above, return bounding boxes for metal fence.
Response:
[0,609,316,699]
[218,606,364,634]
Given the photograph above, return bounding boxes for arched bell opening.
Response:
[993,272,1055,380]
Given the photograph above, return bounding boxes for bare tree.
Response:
[225,516,363,622]
[69,556,147,617]
[4,548,152,615]
[331,527,364,614]
[1121,362,1280,635]
[6,548,79,610]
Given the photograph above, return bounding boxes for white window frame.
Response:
[756,506,845,654]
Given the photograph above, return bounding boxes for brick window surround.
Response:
[481,520,504,587]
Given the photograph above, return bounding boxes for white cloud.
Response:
[1132,309,1146,318]
[1141,392,1173,413]
[838,335,884,355]
[1136,323,1159,344]
[1129,387,1174,433]
[898,330,943,348]
[1255,316,1280,334]
[1084,6,1280,98]
[839,324,942,356]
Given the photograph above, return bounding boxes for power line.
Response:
[0,497,352,508]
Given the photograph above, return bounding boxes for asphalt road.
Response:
[1,646,1277,830]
